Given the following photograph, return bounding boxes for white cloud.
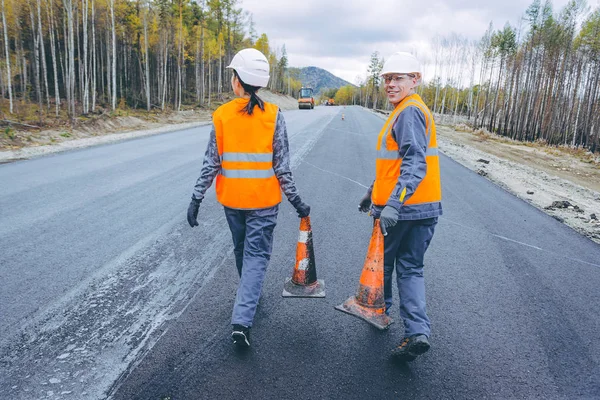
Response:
[241,0,579,83]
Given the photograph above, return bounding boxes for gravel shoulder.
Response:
[437,125,600,244]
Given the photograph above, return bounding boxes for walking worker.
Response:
[358,52,442,361]
[186,48,310,348]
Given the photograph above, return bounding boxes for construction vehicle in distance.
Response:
[326,98,335,106]
[298,87,315,110]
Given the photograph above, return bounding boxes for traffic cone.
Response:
[341,113,345,121]
[334,219,392,330]
[282,216,325,298]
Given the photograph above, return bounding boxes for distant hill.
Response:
[289,66,354,94]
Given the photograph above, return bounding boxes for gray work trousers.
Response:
[224,205,278,327]
[383,217,437,338]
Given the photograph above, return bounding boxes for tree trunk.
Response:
[82,0,89,114]
[218,42,222,97]
[110,0,116,110]
[161,38,168,110]
[105,29,111,105]
[200,23,205,103]
[1,0,13,113]
[29,1,43,122]
[36,0,50,111]
[91,0,96,110]
[143,3,150,111]
[65,0,76,118]
[208,58,212,108]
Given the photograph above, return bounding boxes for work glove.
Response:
[379,205,400,236]
[358,191,372,213]
[295,201,311,218]
[370,206,382,219]
[187,198,201,227]
[290,196,311,218]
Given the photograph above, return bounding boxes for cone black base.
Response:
[282,278,325,298]
[334,297,392,330]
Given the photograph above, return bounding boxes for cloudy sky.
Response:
[240,0,594,84]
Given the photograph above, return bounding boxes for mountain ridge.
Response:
[288,66,354,94]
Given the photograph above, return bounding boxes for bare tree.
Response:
[110,0,116,110]
[82,0,89,114]
[28,0,43,121]
[65,0,76,118]
[142,0,150,111]
[46,0,60,115]
[91,0,96,110]
[2,0,13,113]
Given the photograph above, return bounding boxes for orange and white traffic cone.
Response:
[334,219,392,329]
[341,113,345,121]
[282,216,325,298]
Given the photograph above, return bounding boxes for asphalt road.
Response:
[1,106,600,400]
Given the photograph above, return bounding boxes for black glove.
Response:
[379,205,399,236]
[290,196,311,218]
[289,195,311,218]
[187,198,201,227]
[358,191,372,213]
[295,201,311,218]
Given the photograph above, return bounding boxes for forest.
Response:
[336,0,600,151]
[0,0,301,124]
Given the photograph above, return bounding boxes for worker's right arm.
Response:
[272,111,309,216]
[272,111,300,201]
[191,125,221,202]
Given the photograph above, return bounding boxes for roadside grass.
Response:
[4,126,15,140]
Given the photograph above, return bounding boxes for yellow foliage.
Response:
[254,33,270,58]
[334,85,356,105]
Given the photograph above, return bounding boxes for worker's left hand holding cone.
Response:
[291,196,310,218]
[187,197,201,227]
[379,205,399,236]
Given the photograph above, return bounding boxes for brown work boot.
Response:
[391,334,430,362]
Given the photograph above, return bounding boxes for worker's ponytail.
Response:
[233,70,265,116]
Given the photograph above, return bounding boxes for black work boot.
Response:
[391,334,430,362]
[231,324,251,348]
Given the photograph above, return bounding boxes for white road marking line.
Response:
[303,161,369,189]
[444,218,600,268]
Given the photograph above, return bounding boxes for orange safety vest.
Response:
[214,98,282,209]
[372,94,442,207]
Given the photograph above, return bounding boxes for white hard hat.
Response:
[226,48,270,88]
[380,52,422,77]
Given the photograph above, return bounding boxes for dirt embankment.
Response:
[437,125,600,244]
[0,90,298,163]
[257,90,299,110]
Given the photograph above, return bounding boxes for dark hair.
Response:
[233,70,265,115]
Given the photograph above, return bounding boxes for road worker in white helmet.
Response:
[187,48,310,348]
[358,51,443,361]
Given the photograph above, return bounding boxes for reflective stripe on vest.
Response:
[372,94,442,206]
[221,152,275,179]
[214,99,282,209]
[221,168,275,179]
[222,152,273,162]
